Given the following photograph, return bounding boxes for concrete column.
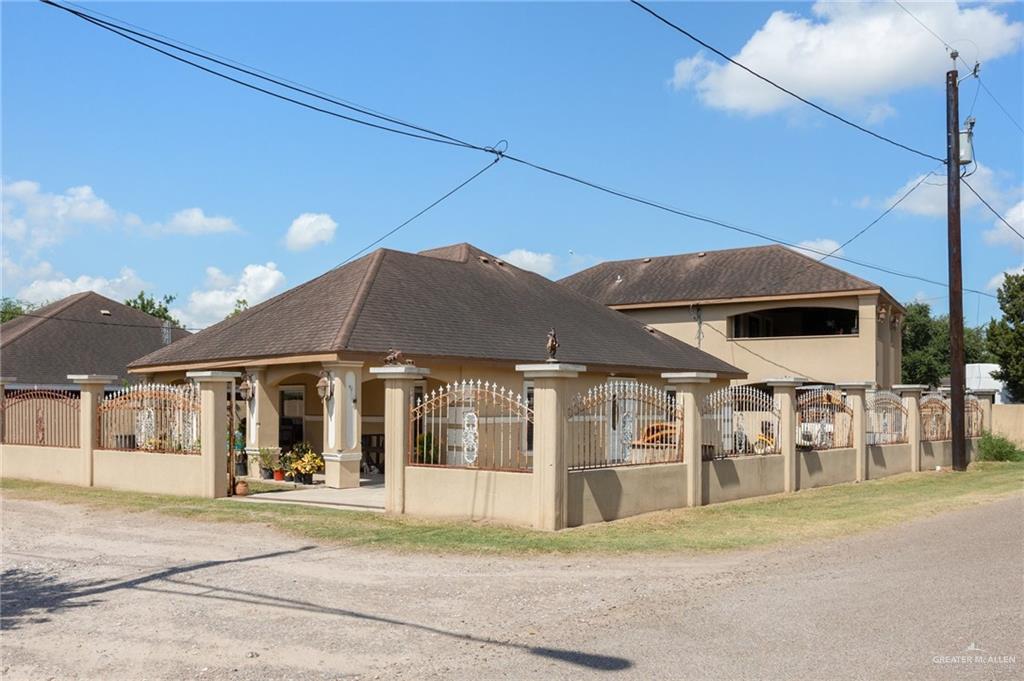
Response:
[663,372,717,507]
[68,375,116,487]
[322,361,364,489]
[188,371,240,498]
[972,389,997,432]
[369,365,430,514]
[894,384,927,473]
[0,377,13,441]
[518,363,585,531]
[838,382,873,482]
[253,369,279,450]
[767,378,805,493]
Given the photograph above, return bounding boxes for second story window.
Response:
[729,307,858,339]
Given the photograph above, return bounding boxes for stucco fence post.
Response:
[972,389,996,433]
[68,374,117,487]
[766,377,804,493]
[662,372,716,507]
[518,363,584,531]
[187,371,239,499]
[0,376,12,443]
[369,365,431,514]
[894,384,927,473]
[837,382,873,482]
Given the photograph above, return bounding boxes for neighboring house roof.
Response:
[559,244,899,308]
[1,292,190,386]
[130,243,744,376]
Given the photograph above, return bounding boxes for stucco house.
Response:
[1,291,189,391]
[129,243,744,490]
[560,245,905,388]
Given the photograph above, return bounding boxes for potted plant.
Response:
[257,448,275,480]
[272,461,286,481]
[288,442,323,485]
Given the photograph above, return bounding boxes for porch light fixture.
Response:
[238,374,253,402]
[316,371,333,401]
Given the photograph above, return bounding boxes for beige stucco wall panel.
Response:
[702,455,785,504]
[867,443,912,479]
[567,463,688,527]
[992,405,1024,446]
[1,445,85,485]
[797,448,857,490]
[403,466,533,526]
[93,449,205,496]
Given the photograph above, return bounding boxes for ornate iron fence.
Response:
[0,389,81,447]
[97,383,201,453]
[566,381,682,470]
[920,394,951,442]
[796,386,853,450]
[965,396,984,438]
[701,385,780,459]
[866,390,908,445]
[409,381,532,472]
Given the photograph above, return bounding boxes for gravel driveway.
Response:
[2,494,1021,680]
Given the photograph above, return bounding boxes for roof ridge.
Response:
[332,248,387,351]
[1,292,91,348]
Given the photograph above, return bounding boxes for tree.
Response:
[901,301,992,386]
[124,291,181,327]
[0,298,39,323]
[987,272,1024,401]
[225,298,248,319]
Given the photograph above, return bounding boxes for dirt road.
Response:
[2,494,1021,680]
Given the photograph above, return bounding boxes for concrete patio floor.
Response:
[235,474,385,512]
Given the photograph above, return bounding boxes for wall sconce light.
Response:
[238,374,253,402]
[316,371,333,401]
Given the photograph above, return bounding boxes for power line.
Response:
[962,176,1024,242]
[892,0,1023,134]
[814,163,945,265]
[504,152,995,298]
[40,1,490,154]
[9,312,200,331]
[178,156,503,337]
[978,78,1024,134]
[41,0,996,301]
[9,158,501,335]
[629,0,945,163]
[44,0,485,151]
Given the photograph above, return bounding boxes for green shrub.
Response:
[977,432,1024,462]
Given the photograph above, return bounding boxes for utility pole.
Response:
[946,52,967,472]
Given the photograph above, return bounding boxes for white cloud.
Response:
[791,238,844,258]
[173,262,286,328]
[159,208,238,235]
[987,263,1024,291]
[285,212,337,251]
[499,249,557,277]
[16,267,149,305]
[982,200,1024,251]
[669,2,1023,118]
[885,164,1022,219]
[2,180,116,253]
[497,248,602,279]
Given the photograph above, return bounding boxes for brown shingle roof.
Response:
[1,292,190,386]
[559,244,887,306]
[130,243,744,376]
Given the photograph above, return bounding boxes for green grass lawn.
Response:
[2,462,1021,554]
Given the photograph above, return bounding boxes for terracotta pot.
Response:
[273,469,285,481]
[234,480,249,496]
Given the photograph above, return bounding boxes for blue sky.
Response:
[3,1,1022,328]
